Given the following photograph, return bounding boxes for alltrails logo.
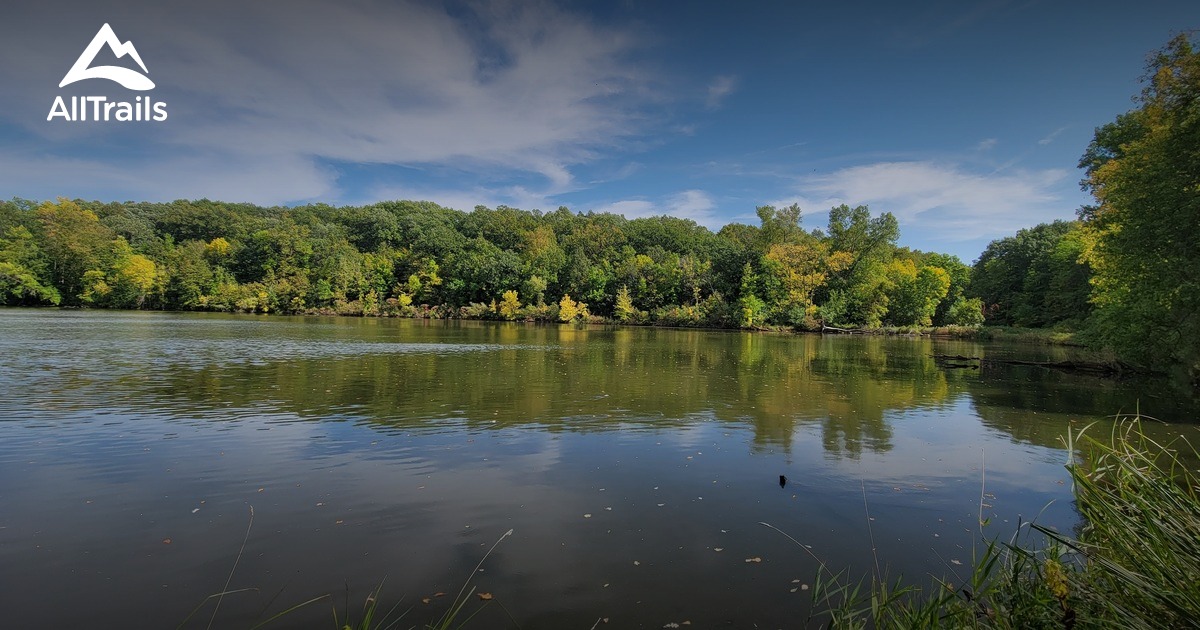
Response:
[48,23,168,122]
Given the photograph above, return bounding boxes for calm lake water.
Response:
[1,310,1197,629]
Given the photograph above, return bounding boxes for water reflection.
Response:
[0,310,1197,629]
[6,316,956,451]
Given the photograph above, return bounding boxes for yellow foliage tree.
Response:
[558,294,588,322]
[883,259,950,326]
[764,240,850,313]
[119,254,157,294]
[204,237,232,259]
[499,290,522,320]
[614,284,639,322]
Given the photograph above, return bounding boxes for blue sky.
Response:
[1,1,1196,261]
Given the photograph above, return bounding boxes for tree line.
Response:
[0,195,985,330]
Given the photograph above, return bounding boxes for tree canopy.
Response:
[0,196,975,330]
[1078,33,1200,381]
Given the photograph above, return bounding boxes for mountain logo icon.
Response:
[59,23,155,91]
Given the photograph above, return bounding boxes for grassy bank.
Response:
[800,418,1199,629]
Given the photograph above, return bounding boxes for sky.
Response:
[1,1,1196,262]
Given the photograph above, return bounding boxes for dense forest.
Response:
[1,35,1196,382]
[0,195,989,331]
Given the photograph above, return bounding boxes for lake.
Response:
[1,310,1196,629]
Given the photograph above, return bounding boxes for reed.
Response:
[769,417,1200,628]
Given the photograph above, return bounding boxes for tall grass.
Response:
[773,417,1200,628]
[1036,421,1200,627]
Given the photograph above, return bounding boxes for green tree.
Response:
[755,203,804,250]
[969,221,1089,327]
[0,261,60,304]
[0,226,58,305]
[447,237,523,305]
[519,225,566,290]
[405,259,443,303]
[826,204,898,265]
[1078,34,1200,379]
[35,199,115,304]
[161,240,214,308]
[946,296,985,326]
[924,253,971,326]
[883,260,950,327]
[821,205,899,327]
[80,238,160,308]
[738,294,767,328]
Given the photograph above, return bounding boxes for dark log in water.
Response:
[931,354,1128,376]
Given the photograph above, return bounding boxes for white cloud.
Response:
[666,189,719,224]
[705,75,738,110]
[789,161,1074,243]
[0,0,658,204]
[976,138,998,151]
[589,189,721,228]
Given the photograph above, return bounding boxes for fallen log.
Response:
[997,358,1125,376]
[929,354,1126,376]
[932,354,981,369]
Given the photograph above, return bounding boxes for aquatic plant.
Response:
[768,417,1200,628]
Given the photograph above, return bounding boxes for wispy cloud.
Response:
[0,0,660,204]
[705,75,738,110]
[1037,126,1069,145]
[976,138,998,151]
[786,161,1073,243]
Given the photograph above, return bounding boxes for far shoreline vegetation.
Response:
[0,197,1093,339]
[3,35,1198,385]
